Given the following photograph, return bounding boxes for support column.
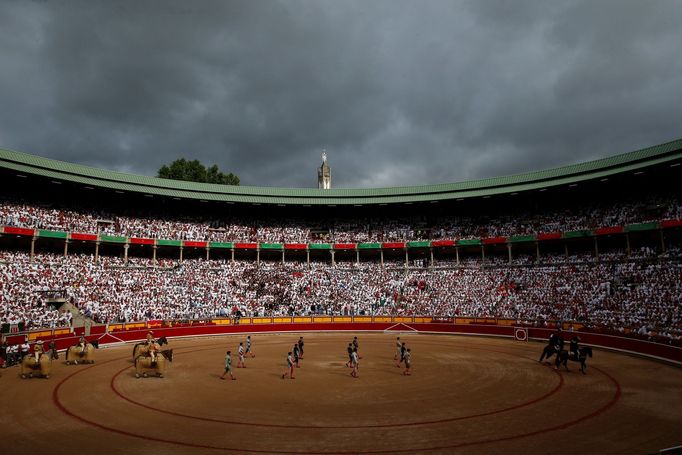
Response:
[231,248,235,263]
[625,233,631,257]
[594,237,599,261]
[455,246,460,266]
[660,229,666,253]
[405,248,409,269]
[306,248,310,268]
[380,249,384,268]
[95,241,100,263]
[206,247,210,261]
[430,247,434,268]
[179,246,184,263]
[480,245,485,266]
[124,243,129,265]
[331,250,336,267]
[152,245,158,265]
[507,243,512,265]
[565,243,569,262]
[535,241,540,263]
[30,236,36,261]
[63,239,69,257]
[256,247,260,266]
[356,249,360,266]
[282,249,285,264]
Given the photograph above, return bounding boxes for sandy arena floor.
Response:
[1,333,681,454]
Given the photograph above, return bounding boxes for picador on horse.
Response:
[554,336,593,374]
[65,335,98,365]
[133,331,173,378]
[538,329,564,363]
[20,340,54,379]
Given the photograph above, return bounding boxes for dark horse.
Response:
[555,346,593,374]
[538,345,559,363]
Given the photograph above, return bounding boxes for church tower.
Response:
[318,151,331,189]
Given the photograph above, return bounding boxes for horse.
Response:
[538,344,560,363]
[20,348,53,379]
[132,336,168,360]
[134,348,173,378]
[555,346,593,374]
[65,341,98,365]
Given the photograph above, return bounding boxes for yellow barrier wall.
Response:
[212,319,232,325]
[28,330,51,340]
[125,323,146,330]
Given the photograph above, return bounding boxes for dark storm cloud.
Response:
[1,0,681,188]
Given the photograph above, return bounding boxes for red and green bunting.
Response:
[3,226,34,236]
[2,219,679,250]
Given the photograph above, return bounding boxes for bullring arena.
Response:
[1,141,682,454]
[2,324,682,454]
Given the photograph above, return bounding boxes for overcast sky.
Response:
[1,0,681,188]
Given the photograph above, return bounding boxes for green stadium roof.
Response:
[1,138,681,205]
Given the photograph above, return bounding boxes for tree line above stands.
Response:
[158,158,240,185]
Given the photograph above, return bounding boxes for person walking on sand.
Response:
[403,348,412,376]
[350,347,359,378]
[396,342,406,368]
[345,342,353,368]
[237,342,246,368]
[245,335,255,358]
[297,336,304,359]
[293,342,302,368]
[220,350,236,380]
[281,351,295,379]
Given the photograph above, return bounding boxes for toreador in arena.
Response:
[1,140,682,454]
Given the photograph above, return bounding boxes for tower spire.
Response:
[318,150,331,189]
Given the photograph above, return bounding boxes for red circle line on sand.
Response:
[52,341,622,454]
[108,344,564,429]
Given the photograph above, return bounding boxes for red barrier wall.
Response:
[8,323,681,364]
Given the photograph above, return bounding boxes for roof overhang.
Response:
[1,138,681,205]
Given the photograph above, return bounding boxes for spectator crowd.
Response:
[1,194,680,243]
[0,195,680,344]
[1,250,679,343]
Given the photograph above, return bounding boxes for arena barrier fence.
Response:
[3,316,681,365]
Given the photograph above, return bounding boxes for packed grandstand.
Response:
[0,140,680,346]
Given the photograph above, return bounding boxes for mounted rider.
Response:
[78,335,87,355]
[550,329,564,353]
[569,336,581,359]
[33,340,44,363]
[146,331,158,363]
